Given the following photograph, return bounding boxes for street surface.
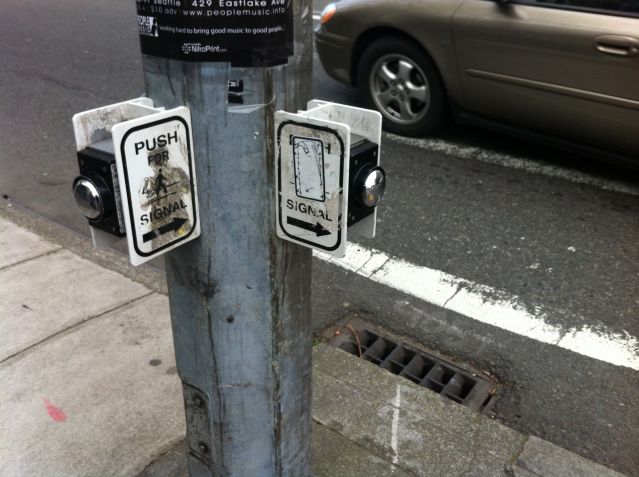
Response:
[0,0,638,475]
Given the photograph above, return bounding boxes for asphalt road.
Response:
[1,0,638,475]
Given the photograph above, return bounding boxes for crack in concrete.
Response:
[311,419,421,477]
[459,413,484,476]
[0,292,155,367]
[0,247,63,272]
[442,283,462,308]
[507,435,530,466]
[553,328,569,345]
[136,437,186,477]
[353,255,374,275]
[367,258,391,278]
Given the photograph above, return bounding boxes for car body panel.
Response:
[453,0,639,156]
[316,30,354,85]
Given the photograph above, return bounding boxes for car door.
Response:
[452,0,639,157]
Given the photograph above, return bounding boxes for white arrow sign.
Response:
[112,107,200,266]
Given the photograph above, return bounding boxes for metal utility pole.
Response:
[137,1,313,475]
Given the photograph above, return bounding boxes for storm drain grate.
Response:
[328,322,496,412]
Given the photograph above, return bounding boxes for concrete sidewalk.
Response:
[0,202,628,477]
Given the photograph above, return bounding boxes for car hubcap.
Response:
[369,54,430,125]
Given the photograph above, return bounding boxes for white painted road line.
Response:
[315,244,639,371]
[386,133,639,197]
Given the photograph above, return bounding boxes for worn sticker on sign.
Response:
[275,112,350,257]
[112,107,200,266]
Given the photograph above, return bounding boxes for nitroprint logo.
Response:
[181,43,222,54]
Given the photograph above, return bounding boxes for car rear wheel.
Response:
[357,37,447,136]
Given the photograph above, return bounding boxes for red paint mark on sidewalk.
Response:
[43,398,66,422]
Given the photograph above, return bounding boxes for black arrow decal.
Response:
[287,216,331,237]
[143,217,188,243]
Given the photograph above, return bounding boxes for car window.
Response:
[519,0,639,15]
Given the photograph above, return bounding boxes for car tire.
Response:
[357,36,448,136]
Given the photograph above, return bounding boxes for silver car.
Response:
[315,0,639,162]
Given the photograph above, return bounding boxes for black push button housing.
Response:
[74,140,125,237]
[348,139,386,227]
